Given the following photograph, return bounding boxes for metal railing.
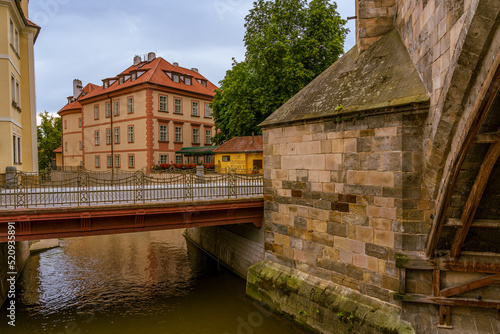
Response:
[0,169,263,209]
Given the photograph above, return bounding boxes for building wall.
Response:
[215,152,264,172]
[0,2,38,173]
[61,111,83,168]
[0,241,30,307]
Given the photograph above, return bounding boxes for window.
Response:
[15,81,20,106]
[174,98,182,114]
[128,155,135,168]
[131,73,136,81]
[10,20,13,47]
[114,127,120,144]
[115,155,121,168]
[114,101,119,116]
[205,129,212,144]
[104,82,109,89]
[205,103,211,118]
[11,76,15,103]
[193,156,199,164]
[185,77,192,85]
[79,141,83,151]
[192,128,199,144]
[95,155,101,168]
[13,135,17,163]
[119,77,124,85]
[206,155,212,164]
[78,118,82,128]
[175,155,182,164]
[65,142,68,151]
[106,129,112,145]
[94,105,99,119]
[127,97,133,113]
[128,126,134,143]
[14,29,19,53]
[17,136,21,164]
[105,102,111,117]
[173,74,179,83]
[192,101,199,116]
[174,126,182,143]
[159,95,167,112]
[160,124,168,142]
[94,130,100,145]
[107,155,112,168]
[160,154,168,164]
[64,120,67,129]
[222,156,230,162]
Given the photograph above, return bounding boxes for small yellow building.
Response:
[213,136,263,173]
[0,0,40,173]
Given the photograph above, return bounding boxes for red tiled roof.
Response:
[79,57,217,102]
[58,101,81,114]
[213,136,263,153]
[57,83,100,114]
[53,146,62,153]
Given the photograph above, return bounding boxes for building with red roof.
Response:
[58,53,217,171]
[213,135,263,173]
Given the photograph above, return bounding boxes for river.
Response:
[1,230,305,334]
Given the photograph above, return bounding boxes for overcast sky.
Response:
[30,0,356,119]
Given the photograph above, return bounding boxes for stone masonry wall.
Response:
[185,225,264,279]
[357,0,396,52]
[262,107,430,307]
[0,241,30,306]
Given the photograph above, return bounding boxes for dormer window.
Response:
[119,77,124,85]
[131,73,137,81]
[185,77,192,85]
[104,82,109,89]
[173,74,179,83]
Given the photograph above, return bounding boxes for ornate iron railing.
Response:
[0,169,263,209]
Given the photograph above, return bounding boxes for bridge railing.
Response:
[0,169,263,209]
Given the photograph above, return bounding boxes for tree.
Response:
[212,0,348,144]
[37,111,61,171]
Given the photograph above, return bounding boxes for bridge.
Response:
[0,170,264,242]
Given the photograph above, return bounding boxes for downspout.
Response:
[106,93,114,182]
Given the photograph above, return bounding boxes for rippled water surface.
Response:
[1,230,305,334]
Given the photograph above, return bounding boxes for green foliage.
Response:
[37,111,61,171]
[212,0,348,144]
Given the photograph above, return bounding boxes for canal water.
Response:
[1,230,305,334]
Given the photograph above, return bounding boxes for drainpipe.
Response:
[106,93,114,182]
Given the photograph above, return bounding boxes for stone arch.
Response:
[424,0,500,257]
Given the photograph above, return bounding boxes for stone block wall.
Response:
[356,0,396,51]
[185,224,264,279]
[262,106,430,307]
[0,241,30,306]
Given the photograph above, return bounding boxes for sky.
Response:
[30,0,356,120]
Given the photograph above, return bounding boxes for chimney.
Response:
[356,0,396,52]
[191,67,199,73]
[73,79,83,100]
[133,55,141,66]
[148,52,156,62]
[173,62,179,67]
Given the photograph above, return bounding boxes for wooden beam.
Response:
[397,294,500,309]
[426,55,500,258]
[396,253,500,273]
[433,270,441,297]
[450,132,500,259]
[475,132,499,144]
[445,219,500,228]
[440,274,500,298]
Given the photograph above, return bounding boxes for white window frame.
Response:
[95,155,101,168]
[114,100,119,116]
[160,154,168,164]
[174,126,182,143]
[128,97,133,114]
[175,155,183,164]
[128,155,135,168]
[160,124,168,142]
[128,126,134,143]
[205,103,211,118]
[159,95,167,112]
[107,155,112,168]
[192,128,199,144]
[94,105,99,119]
[174,98,182,114]
[94,130,100,145]
[192,101,199,116]
[205,129,212,145]
[115,155,120,168]
[114,127,120,144]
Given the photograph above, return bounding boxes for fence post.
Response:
[5,166,17,189]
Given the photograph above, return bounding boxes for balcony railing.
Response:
[0,169,263,209]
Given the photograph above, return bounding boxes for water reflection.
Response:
[1,230,305,334]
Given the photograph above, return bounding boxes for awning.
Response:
[175,146,219,155]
